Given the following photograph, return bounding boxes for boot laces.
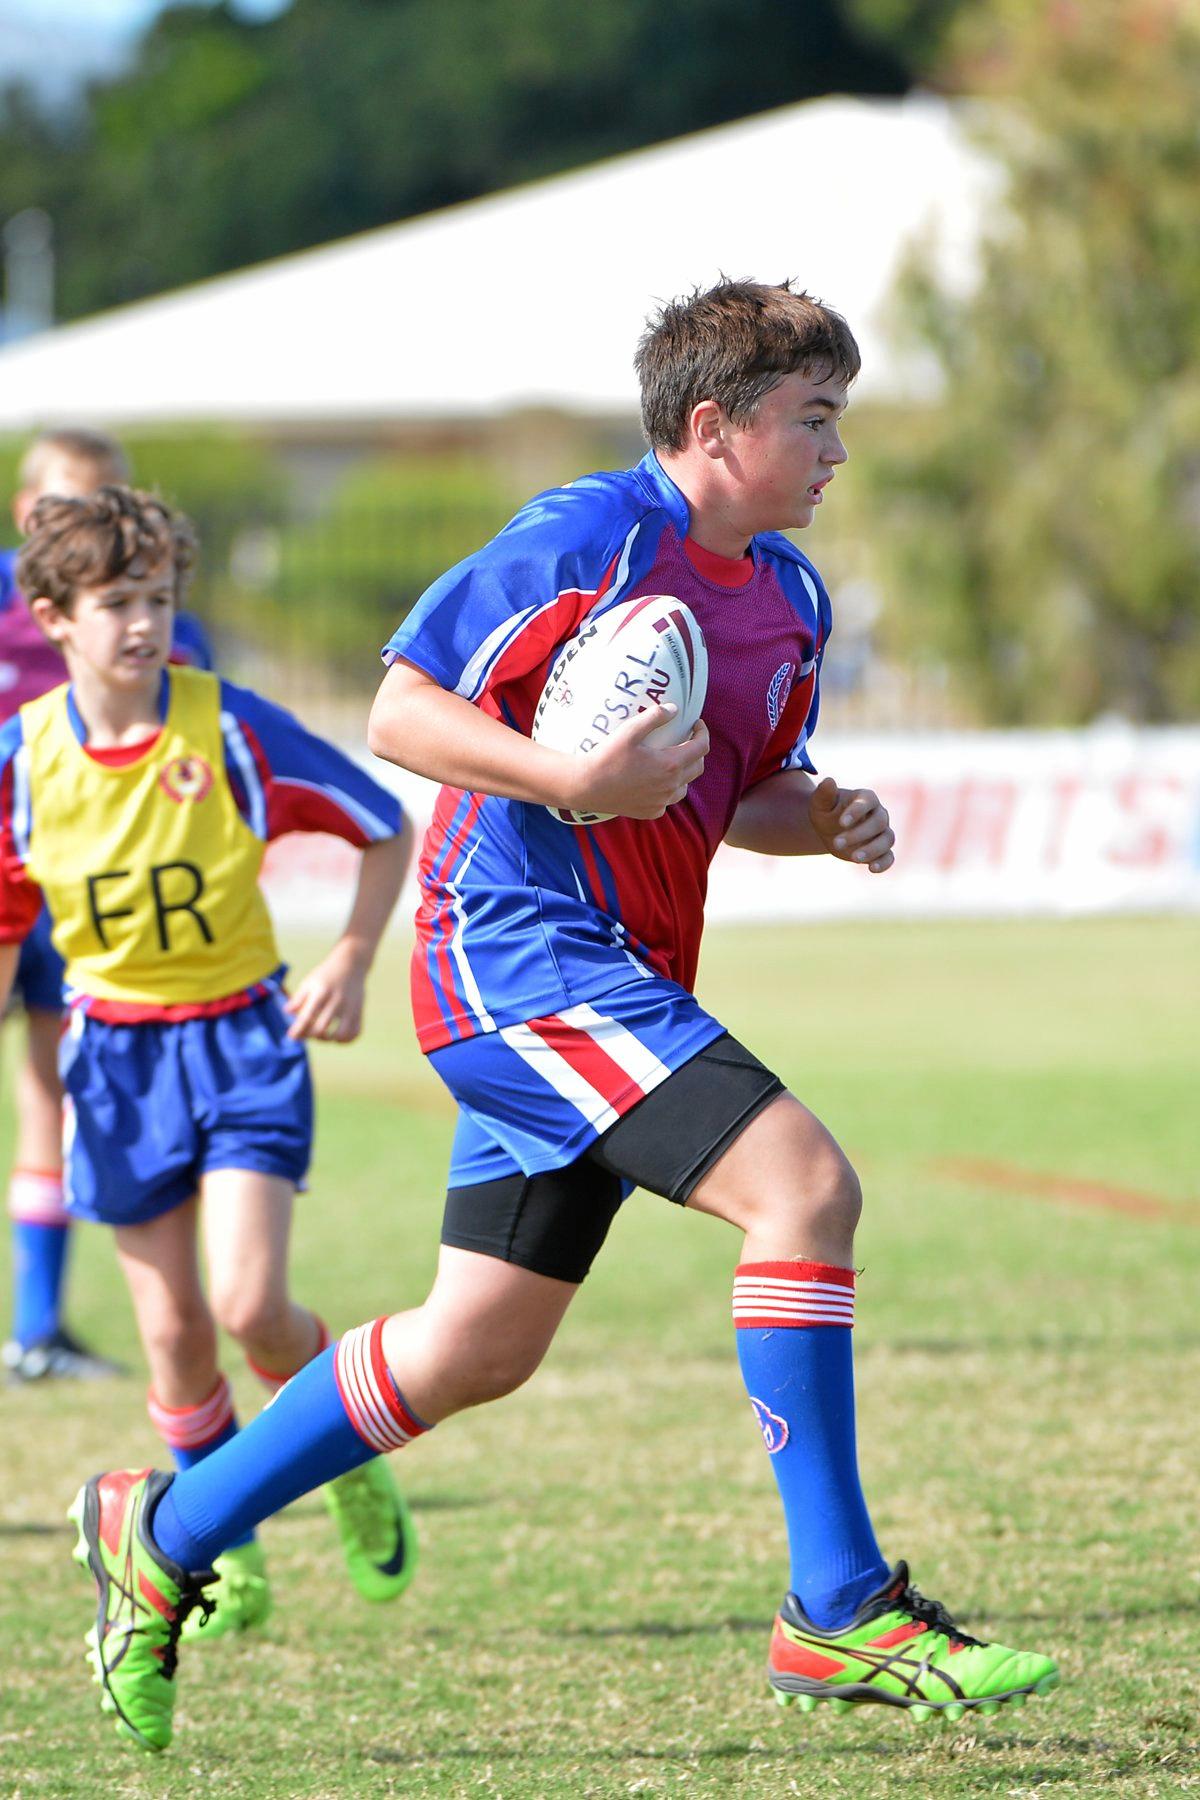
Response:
[160,1588,215,1679]
[898,1581,984,1650]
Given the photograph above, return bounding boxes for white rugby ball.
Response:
[531,593,708,825]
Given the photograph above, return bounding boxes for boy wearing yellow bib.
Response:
[0,488,417,1650]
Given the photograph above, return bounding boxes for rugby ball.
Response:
[532,594,707,825]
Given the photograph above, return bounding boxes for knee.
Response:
[142,1303,216,1377]
[437,1338,546,1412]
[747,1135,863,1248]
[209,1284,290,1350]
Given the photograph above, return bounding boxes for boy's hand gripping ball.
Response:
[531,595,708,825]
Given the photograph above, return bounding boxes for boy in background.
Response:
[3,485,415,1642]
[1,428,214,1381]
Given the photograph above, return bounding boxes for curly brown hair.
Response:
[635,277,861,452]
[16,485,196,612]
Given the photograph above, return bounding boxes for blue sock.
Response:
[734,1260,888,1630]
[149,1378,253,1552]
[11,1219,70,1347]
[151,1322,428,1571]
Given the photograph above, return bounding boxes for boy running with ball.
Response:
[68,282,1056,1751]
[0,486,416,1666]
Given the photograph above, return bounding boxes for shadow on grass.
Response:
[276,1490,490,1523]
[0,1520,66,1537]
[557,1616,765,1640]
[366,1733,1098,1772]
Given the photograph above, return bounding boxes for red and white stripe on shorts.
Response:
[248,1315,331,1393]
[7,1166,70,1227]
[732,1261,856,1329]
[148,1373,236,1450]
[334,1318,427,1453]
[498,1000,671,1132]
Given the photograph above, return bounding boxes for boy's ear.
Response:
[690,399,727,460]
[28,595,71,645]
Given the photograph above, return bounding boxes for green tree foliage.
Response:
[2,0,909,322]
[858,0,1200,723]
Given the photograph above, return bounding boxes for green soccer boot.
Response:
[769,1562,1059,1721]
[68,1469,215,1752]
[181,1539,271,1642]
[323,1458,417,1602]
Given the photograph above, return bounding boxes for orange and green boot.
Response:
[68,1469,215,1752]
[769,1562,1059,1722]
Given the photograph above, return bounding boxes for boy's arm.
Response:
[726,771,895,872]
[368,658,708,822]
[285,822,413,1042]
[0,941,18,1016]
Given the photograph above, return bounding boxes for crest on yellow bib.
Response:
[158,755,214,805]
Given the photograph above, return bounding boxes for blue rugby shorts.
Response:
[60,988,313,1226]
[429,971,728,1188]
[11,906,66,1014]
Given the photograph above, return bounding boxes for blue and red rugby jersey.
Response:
[383,451,832,1053]
[0,674,403,1020]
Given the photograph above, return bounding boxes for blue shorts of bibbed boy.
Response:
[59,989,313,1227]
[10,906,66,1014]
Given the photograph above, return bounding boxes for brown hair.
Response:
[17,485,196,612]
[18,427,130,491]
[635,278,861,451]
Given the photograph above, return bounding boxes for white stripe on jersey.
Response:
[11,742,32,860]
[220,710,267,839]
[454,520,643,702]
[444,839,495,1032]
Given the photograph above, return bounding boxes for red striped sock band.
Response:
[334,1318,427,1453]
[7,1167,70,1227]
[247,1315,331,1392]
[148,1374,235,1450]
[733,1261,855,1329]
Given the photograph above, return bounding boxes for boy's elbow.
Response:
[366,701,396,763]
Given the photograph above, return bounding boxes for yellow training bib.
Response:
[20,668,280,1005]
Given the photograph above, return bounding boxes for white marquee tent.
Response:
[0,93,997,431]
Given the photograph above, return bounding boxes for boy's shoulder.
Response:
[754,530,828,591]
[491,456,687,561]
[0,547,17,609]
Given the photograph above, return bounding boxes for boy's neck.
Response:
[656,450,754,561]
[67,666,166,747]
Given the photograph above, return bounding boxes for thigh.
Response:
[201,1169,295,1309]
[115,1196,212,1387]
[442,1155,625,1284]
[587,1032,785,1203]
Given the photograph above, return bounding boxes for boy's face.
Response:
[34,557,176,694]
[725,368,849,535]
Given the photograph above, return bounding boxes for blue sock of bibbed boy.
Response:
[734,1261,889,1629]
[9,1170,72,1347]
[147,1376,254,1551]
[151,1322,429,1571]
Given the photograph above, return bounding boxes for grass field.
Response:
[1,917,1198,1799]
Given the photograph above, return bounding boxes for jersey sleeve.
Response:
[169,611,216,671]
[217,681,404,846]
[0,714,44,943]
[381,483,640,702]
